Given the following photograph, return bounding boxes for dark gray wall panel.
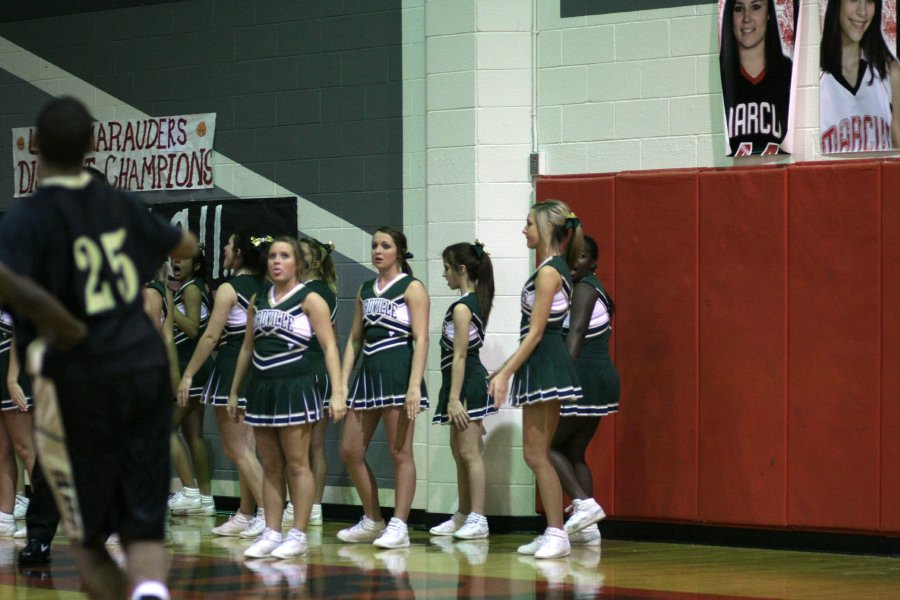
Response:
[561,0,714,17]
[0,0,404,231]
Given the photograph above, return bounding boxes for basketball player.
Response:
[0,96,196,600]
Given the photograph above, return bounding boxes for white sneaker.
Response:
[170,488,201,515]
[534,527,570,559]
[568,523,601,546]
[309,503,323,526]
[429,512,466,536]
[13,527,26,539]
[372,517,409,549]
[14,495,28,520]
[337,515,385,543]
[271,528,307,559]
[239,514,267,539]
[564,498,606,534]
[212,512,251,536]
[517,535,544,555]
[243,528,283,558]
[453,512,489,540]
[106,533,120,545]
[195,495,216,516]
[282,502,294,526]
[0,518,15,537]
[167,489,185,509]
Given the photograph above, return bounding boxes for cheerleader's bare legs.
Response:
[172,399,211,497]
[310,417,328,510]
[450,420,486,516]
[339,409,384,521]
[381,406,416,522]
[550,416,601,500]
[523,400,564,529]
[281,425,313,532]
[214,407,262,514]
[0,426,15,518]
[254,424,314,532]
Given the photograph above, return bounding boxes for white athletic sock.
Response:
[181,487,199,498]
[131,580,170,600]
[200,494,213,503]
[0,511,14,524]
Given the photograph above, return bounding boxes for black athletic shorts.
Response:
[40,366,172,545]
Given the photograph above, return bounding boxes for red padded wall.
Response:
[786,163,881,532]
[613,171,698,521]
[537,176,617,513]
[880,163,900,534]
[537,159,900,535]
[697,169,788,528]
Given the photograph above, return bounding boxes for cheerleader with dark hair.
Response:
[819,0,900,152]
[177,231,269,537]
[168,243,215,516]
[429,241,497,540]
[551,235,619,548]
[720,0,794,156]
[337,227,429,549]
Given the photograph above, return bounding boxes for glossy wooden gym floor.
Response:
[0,515,898,599]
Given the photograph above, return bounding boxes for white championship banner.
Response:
[12,112,216,197]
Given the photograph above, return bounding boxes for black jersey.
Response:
[724,59,792,157]
[0,174,182,380]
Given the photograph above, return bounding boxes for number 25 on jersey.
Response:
[73,228,139,315]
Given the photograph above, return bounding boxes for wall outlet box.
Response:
[529,151,545,176]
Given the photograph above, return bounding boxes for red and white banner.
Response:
[12,113,216,197]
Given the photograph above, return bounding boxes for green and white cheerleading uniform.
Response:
[562,273,619,417]
[0,310,31,411]
[173,277,213,396]
[144,281,168,328]
[509,256,582,406]
[303,279,337,409]
[432,292,496,424]
[245,283,323,427]
[201,274,267,408]
[348,273,429,411]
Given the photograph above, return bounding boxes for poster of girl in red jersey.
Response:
[819,0,900,154]
[719,0,798,157]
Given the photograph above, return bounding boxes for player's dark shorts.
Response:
[51,366,172,545]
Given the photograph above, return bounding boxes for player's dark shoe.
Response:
[17,539,51,566]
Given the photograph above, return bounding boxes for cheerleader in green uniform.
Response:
[298,238,345,528]
[229,237,346,559]
[338,227,429,549]
[177,231,269,537]
[429,241,497,541]
[488,200,584,560]
[168,244,215,516]
[553,235,619,547]
[0,314,33,534]
[143,262,179,393]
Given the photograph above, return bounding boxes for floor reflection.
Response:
[2,516,900,599]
